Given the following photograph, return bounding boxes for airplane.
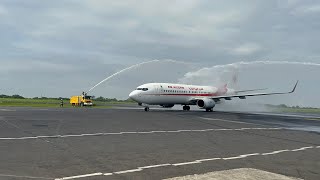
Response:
[129,81,298,112]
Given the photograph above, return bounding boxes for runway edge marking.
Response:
[0,128,285,141]
[0,173,54,179]
[55,172,103,180]
[54,145,320,180]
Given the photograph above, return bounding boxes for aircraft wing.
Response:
[235,88,268,93]
[211,81,298,101]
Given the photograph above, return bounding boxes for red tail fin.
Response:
[217,84,228,95]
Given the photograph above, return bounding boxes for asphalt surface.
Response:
[0,107,319,180]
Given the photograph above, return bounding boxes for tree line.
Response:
[0,94,133,102]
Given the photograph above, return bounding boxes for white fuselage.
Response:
[129,83,235,105]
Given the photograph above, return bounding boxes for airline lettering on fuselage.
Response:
[167,86,204,91]
[168,86,185,89]
[189,87,204,91]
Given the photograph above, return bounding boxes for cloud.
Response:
[290,3,320,14]
[0,4,7,15]
[0,1,319,107]
[231,43,262,56]
[1,60,75,73]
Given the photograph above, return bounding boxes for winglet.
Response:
[290,80,299,93]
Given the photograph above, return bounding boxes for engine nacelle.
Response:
[197,99,216,109]
[160,104,175,108]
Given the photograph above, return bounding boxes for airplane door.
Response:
[159,84,164,95]
[154,84,161,96]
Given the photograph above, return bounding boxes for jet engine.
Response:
[197,99,215,109]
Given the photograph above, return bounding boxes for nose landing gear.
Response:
[144,107,150,111]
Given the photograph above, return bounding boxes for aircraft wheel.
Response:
[186,106,190,111]
[206,108,212,112]
[144,107,149,112]
[183,106,186,111]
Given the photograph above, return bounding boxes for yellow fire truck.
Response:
[70,93,93,107]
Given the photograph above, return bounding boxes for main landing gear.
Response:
[183,105,190,111]
[206,108,213,112]
[144,107,150,111]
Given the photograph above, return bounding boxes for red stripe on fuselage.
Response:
[148,93,219,96]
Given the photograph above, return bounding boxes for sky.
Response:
[1,0,320,107]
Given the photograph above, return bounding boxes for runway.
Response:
[0,107,319,180]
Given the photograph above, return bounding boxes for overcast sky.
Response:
[1,0,320,107]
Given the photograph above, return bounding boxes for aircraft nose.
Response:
[129,91,139,101]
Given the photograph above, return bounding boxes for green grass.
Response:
[273,107,320,114]
[0,98,120,108]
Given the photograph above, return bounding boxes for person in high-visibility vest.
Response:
[60,99,64,107]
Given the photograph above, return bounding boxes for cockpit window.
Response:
[137,88,148,91]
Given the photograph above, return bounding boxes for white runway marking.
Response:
[223,156,245,160]
[0,127,284,141]
[172,161,201,166]
[222,153,260,160]
[0,173,53,179]
[151,130,167,133]
[262,149,290,155]
[291,146,314,152]
[139,164,171,169]
[55,172,103,180]
[55,145,320,180]
[0,109,16,111]
[239,153,260,157]
[196,158,221,162]
[103,173,113,176]
[200,117,259,125]
[114,169,142,174]
[120,132,138,134]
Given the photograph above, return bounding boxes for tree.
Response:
[278,104,287,108]
[0,94,10,98]
[95,96,105,101]
[11,94,25,99]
